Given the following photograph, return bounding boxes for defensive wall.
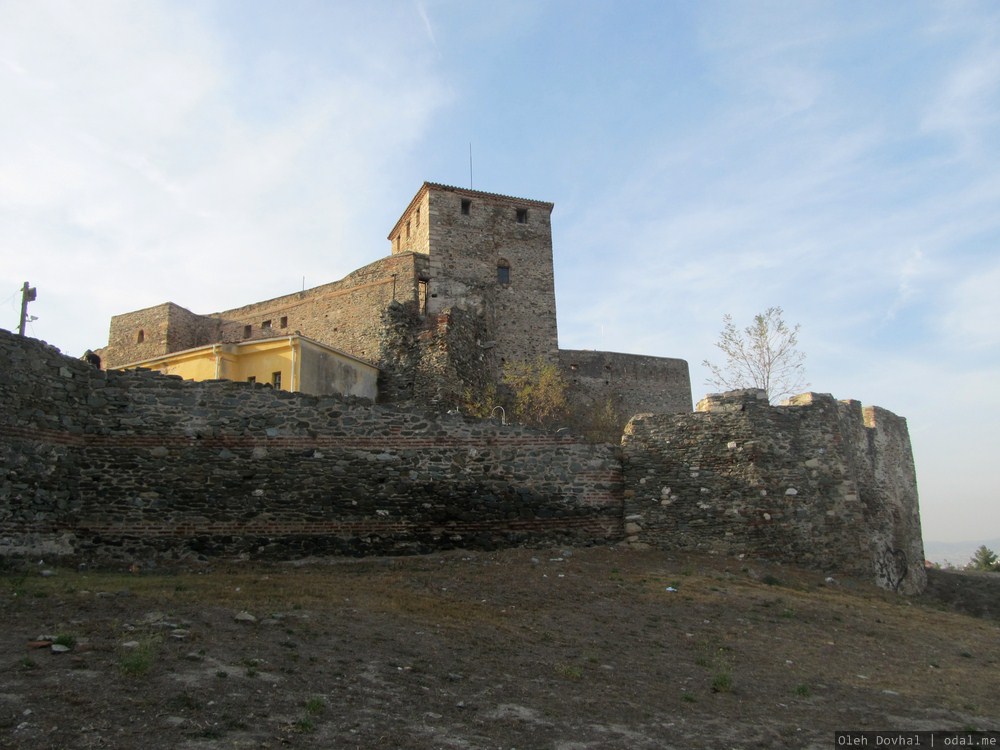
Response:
[0,330,924,593]
[1,329,621,564]
[621,389,926,594]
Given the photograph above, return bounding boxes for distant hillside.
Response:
[924,538,1000,567]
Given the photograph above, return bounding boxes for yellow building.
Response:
[120,335,379,400]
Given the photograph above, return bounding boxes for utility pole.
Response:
[17,281,36,337]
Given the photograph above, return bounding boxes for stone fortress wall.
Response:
[621,389,925,594]
[1,330,925,592]
[1,330,622,563]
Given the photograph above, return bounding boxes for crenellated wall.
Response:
[620,389,925,594]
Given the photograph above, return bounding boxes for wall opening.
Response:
[516,208,528,224]
[136,330,145,344]
[272,371,282,389]
[243,325,252,339]
[280,316,288,328]
[262,320,272,331]
[461,198,471,215]
[497,259,511,285]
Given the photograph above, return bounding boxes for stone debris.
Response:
[234,611,257,623]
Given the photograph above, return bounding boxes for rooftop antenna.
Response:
[469,142,473,189]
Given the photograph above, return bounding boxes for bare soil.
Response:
[1,547,997,750]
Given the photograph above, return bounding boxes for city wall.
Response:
[1,330,621,564]
[1,331,925,593]
[621,389,926,594]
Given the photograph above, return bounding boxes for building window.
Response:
[461,198,471,215]
[272,371,282,389]
[243,325,252,339]
[261,320,271,330]
[406,220,411,239]
[516,208,528,224]
[136,329,145,344]
[497,259,511,285]
[247,376,256,384]
[416,207,421,226]
[280,316,288,328]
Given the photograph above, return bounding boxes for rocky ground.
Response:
[1,547,997,750]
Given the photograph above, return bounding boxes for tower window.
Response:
[243,325,252,339]
[406,220,411,239]
[280,316,288,328]
[416,207,421,226]
[136,329,145,344]
[461,198,471,215]
[261,320,271,330]
[497,259,511,285]
[516,208,528,224]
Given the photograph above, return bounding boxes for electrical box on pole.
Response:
[17,282,37,336]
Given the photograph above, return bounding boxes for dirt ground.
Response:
[1,546,997,750]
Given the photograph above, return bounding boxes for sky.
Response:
[1,0,998,552]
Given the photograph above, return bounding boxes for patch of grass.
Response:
[794,684,812,697]
[681,693,697,703]
[555,662,583,680]
[118,637,159,677]
[304,697,325,715]
[294,718,316,733]
[54,633,77,648]
[761,574,782,586]
[710,671,732,693]
[19,657,37,671]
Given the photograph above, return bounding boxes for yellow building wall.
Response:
[226,340,295,389]
[145,350,221,381]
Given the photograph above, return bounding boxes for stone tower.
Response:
[387,183,559,369]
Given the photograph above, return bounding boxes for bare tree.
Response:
[702,307,808,403]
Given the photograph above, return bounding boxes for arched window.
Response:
[497,259,511,285]
[136,330,145,344]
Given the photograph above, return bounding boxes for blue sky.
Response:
[1,1,998,551]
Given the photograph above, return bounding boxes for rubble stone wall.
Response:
[0,330,621,565]
[621,389,925,594]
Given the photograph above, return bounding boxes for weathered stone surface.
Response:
[621,389,926,594]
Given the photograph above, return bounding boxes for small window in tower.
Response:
[272,371,282,389]
[516,208,528,224]
[243,325,252,339]
[136,329,145,344]
[280,316,288,328]
[416,207,421,226]
[261,320,271,330]
[497,259,511,285]
[406,220,411,239]
[461,198,471,215]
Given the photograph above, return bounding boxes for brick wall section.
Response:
[1,329,622,565]
[621,389,925,593]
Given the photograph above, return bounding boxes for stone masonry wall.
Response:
[1,329,622,565]
[102,253,429,369]
[621,389,925,593]
[559,349,693,434]
[424,185,559,369]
